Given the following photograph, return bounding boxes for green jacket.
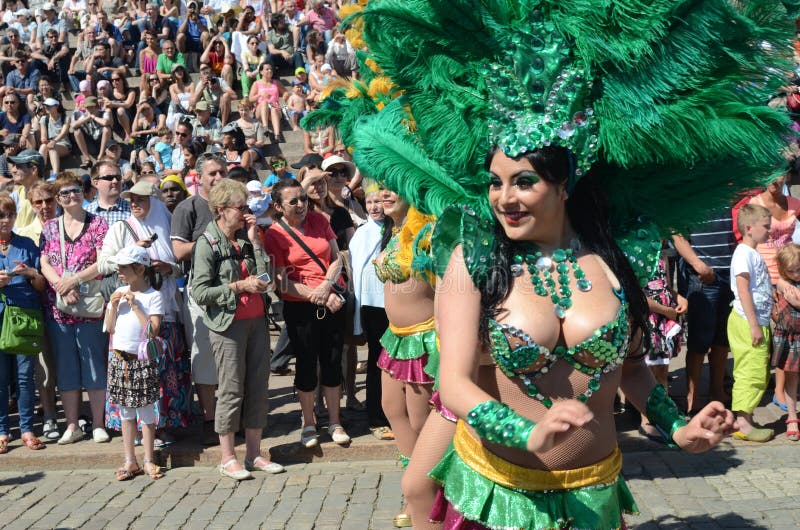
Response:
[189,221,269,332]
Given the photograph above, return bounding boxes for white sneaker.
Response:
[300,425,318,448]
[57,428,84,445]
[93,428,110,443]
[328,423,350,445]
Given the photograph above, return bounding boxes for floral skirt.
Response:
[107,352,160,408]
[106,322,199,430]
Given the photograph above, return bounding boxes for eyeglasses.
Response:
[176,131,189,137]
[148,78,159,83]
[32,197,55,206]
[96,174,122,182]
[140,170,156,175]
[227,204,250,213]
[329,168,348,178]
[271,161,287,169]
[248,41,258,45]
[3,100,17,105]
[58,188,83,198]
[0,212,15,220]
[285,195,309,206]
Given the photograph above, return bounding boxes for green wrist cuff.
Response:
[645,385,688,447]
[466,400,535,451]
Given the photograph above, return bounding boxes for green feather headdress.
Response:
[343,0,795,234]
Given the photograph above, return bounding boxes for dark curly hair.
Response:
[477,146,649,349]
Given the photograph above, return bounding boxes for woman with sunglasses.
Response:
[240,36,268,98]
[138,30,161,94]
[104,74,136,143]
[167,63,193,130]
[192,178,285,480]
[236,98,269,169]
[265,178,351,449]
[131,101,166,167]
[139,73,170,117]
[40,173,110,445]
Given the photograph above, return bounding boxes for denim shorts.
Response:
[48,319,108,391]
[682,268,733,353]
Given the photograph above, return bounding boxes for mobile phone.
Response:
[149,233,158,242]
[256,272,271,283]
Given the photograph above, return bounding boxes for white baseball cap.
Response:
[109,245,152,267]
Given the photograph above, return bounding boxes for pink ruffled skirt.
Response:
[430,391,458,422]
[377,349,434,384]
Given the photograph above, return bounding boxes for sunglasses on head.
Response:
[286,195,309,206]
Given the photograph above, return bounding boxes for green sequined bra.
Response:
[488,289,630,408]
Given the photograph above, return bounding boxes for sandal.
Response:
[370,426,395,440]
[787,419,800,441]
[21,436,46,451]
[0,437,8,454]
[79,157,93,170]
[115,463,143,481]
[143,461,165,480]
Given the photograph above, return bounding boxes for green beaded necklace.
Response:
[510,240,592,319]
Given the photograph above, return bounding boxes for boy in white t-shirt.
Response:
[728,203,774,442]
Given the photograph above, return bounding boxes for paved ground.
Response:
[1,442,800,530]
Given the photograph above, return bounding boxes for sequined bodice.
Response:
[488,289,630,407]
[373,233,408,284]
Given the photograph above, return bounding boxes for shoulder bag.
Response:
[0,292,44,356]
[56,217,105,319]
[277,218,349,320]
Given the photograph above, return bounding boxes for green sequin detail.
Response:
[645,384,688,447]
[466,400,535,450]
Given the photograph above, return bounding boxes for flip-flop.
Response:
[21,436,46,450]
[0,437,8,454]
[115,465,143,481]
[144,462,165,480]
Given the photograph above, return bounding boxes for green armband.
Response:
[466,400,535,451]
[645,385,688,447]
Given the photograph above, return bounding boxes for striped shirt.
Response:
[688,211,737,278]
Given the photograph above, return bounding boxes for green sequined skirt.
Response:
[429,429,639,530]
[379,323,439,362]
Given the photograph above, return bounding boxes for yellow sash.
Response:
[453,420,622,491]
[389,316,436,336]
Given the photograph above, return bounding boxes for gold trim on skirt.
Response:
[453,420,622,492]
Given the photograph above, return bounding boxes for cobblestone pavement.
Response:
[2,443,800,530]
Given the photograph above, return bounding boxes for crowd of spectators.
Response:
[0,0,378,480]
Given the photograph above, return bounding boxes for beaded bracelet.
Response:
[466,400,535,451]
[645,384,688,447]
